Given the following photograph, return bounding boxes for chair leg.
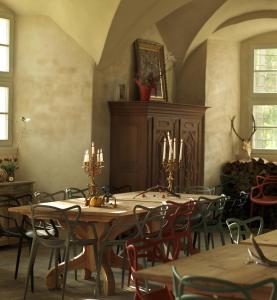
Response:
[24,238,39,300]
[203,232,209,251]
[210,233,215,249]
[73,245,78,280]
[54,248,60,289]
[14,236,23,279]
[61,245,70,300]
[219,228,225,246]
[250,203,254,217]
[48,249,54,270]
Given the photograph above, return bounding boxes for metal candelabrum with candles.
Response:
[162,132,183,192]
[83,142,104,205]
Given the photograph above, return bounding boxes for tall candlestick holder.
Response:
[161,132,184,192]
[83,145,104,205]
[162,159,181,192]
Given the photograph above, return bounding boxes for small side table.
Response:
[0,180,34,246]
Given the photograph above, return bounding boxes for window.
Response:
[252,48,277,151]
[0,8,13,146]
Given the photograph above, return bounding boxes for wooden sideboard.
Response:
[109,101,207,192]
[0,180,34,246]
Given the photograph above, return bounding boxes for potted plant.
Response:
[0,157,18,182]
[134,72,159,101]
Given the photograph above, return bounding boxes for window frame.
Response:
[249,44,277,156]
[0,5,14,146]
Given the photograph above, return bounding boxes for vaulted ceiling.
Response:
[2,0,277,66]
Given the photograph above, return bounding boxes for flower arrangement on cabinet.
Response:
[0,156,18,182]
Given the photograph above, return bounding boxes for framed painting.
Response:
[134,39,168,102]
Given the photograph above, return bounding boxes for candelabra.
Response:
[83,143,104,205]
[162,132,183,192]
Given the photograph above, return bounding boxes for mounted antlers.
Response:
[231,115,256,158]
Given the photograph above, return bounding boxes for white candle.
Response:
[169,138,173,160]
[97,149,100,162]
[84,150,89,163]
[179,139,183,162]
[100,149,104,162]
[173,138,176,161]
[91,142,95,155]
[162,138,166,161]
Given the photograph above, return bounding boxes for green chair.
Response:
[226,217,264,244]
[191,196,227,251]
[172,266,277,300]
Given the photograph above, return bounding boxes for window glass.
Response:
[0,45,9,72]
[0,17,9,45]
[254,48,277,93]
[252,105,277,150]
[0,114,8,140]
[0,86,8,112]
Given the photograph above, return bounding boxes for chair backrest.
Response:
[34,191,66,203]
[197,196,227,225]
[256,175,277,185]
[172,266,277,300]
[127,237,176,299]
[65,187,88,199]
[185,186,215,195]
[30,204,81,247]
[226,217,264,244]
[133,204,169,239]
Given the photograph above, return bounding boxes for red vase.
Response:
[139,85,151,101]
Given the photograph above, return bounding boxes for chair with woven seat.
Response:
[23,204,100,300]
[191,195,227,250]
[226,216,264,244]
[172,266,277,300]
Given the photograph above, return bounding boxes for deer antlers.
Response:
[248,235,277,267]
[231,115,256,142]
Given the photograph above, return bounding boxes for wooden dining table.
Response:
[8,191,216,296]
[134,232,277,299]
[240,229,277,247]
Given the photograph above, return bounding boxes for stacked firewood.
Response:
[220,158,277,198]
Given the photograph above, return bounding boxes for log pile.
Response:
[220,158,277,198]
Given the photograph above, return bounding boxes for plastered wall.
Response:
[205,39,240,186]
[13,16,94,192]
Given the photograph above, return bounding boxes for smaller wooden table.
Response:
[240,229,277,247]
[134,243,277,299]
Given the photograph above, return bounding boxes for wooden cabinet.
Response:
[109,102,207,192]
[0,180,34,246]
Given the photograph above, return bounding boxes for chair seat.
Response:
[251,196,277,205]
[138,286,173,300]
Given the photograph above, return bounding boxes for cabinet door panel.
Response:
[179,117,203,190]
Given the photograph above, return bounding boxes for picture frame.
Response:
[134,39,168,102]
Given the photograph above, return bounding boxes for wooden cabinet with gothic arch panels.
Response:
[109,101,207,192]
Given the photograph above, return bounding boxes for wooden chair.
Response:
[23,204,100,300]
[226,217,264,244]
[250,182,277,218]
[127,237,175,300]
[172,266,277,299]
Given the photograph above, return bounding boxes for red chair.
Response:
[126,237,175,300]
[256,175,277,185]
[250,181,277,218]
[165,200,197,255]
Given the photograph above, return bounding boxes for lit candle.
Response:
[83,150,89,163]
[100,149,104,162]
[97,149,100,162]
[179,139,183,162]
[162,138,166,161]
[173,138,176,161]
[91,142,95,155]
